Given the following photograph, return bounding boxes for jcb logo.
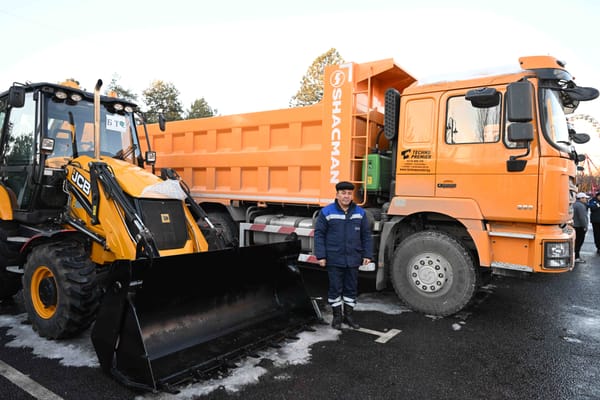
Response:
[161,213,171,223]
[71,170,90,195]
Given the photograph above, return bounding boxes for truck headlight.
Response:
[544,241,571,269]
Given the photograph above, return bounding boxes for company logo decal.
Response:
[330,70,346,88]
[71,170,91,195]
[398,148,432,172]
[329,68,349,184]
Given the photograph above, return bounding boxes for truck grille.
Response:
[137,199,189,250]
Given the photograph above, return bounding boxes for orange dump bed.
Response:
[144,59,415,206]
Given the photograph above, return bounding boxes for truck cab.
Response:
[384,56,598,277]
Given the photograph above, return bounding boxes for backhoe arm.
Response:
[89,162,160,258]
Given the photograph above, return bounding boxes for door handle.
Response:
[437,182,456,188]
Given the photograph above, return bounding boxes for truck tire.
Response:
[389,230,477,316]
[22,240,100,339]
[207,211,239,247]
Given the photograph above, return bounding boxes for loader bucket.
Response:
[91,240,317,392]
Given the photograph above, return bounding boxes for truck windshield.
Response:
[539,87,570,150]
[45,96,140,164]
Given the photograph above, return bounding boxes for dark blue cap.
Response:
[335,181,354,191]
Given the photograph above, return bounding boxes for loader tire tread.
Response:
[0,223,22,300]
[0,262,21,300]
[22,240,100,339]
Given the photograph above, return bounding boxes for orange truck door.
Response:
[435,89,539,223]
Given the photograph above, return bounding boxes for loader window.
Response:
[45,97,140,162]
[4,97,35,164]
[446,95,501,144]
[2,92,36,209]
[46,125,74,168]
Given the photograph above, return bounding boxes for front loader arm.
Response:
[89,161,160,258]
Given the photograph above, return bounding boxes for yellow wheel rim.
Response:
[30,266,57,319]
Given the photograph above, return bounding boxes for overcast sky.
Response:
[1,0,598,120]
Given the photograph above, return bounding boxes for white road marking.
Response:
[0,359,64,400]
[356,327,401,343]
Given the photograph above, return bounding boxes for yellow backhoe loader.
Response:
[0,80,317,392]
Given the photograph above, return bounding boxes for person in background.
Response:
[573,192,590,263]
[314,181,373,330]
[587,191,600,255]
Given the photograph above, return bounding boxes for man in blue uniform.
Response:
[314,181,373,330]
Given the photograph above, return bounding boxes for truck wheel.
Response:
[389,230,477,316]
[207,211,239,247]
[22,240,100,339]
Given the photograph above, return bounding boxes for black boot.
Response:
[331,305,342,330]
[343,305,360,329]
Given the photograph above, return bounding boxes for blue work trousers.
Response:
[327,265,359,308]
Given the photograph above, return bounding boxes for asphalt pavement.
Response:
[1,231,600,400]
[195,230,600,400]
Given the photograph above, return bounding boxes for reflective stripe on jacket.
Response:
[314,200,373,268]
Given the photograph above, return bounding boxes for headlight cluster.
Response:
[111,103,134,113]
[55,90,82,103]
[544,241,571,268]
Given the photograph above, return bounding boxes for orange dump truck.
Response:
[143,56,598,316]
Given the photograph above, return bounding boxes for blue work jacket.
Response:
[314,200,373,268]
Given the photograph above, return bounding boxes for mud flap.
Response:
[91,240,317,392]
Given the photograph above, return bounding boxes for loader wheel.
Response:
[0,227,22,300]
[0,261,21,300]
[389,230,477,317]
[22,240,100,339]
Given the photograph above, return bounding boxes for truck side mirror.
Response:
[158,114,166,132]
[507,123,534,142]
[571,132,590,144]
[506,122,533,172]
[506,81,533,122]
[8,86,26,108]
[465,88,500,108]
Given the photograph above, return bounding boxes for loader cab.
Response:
[0,82,146,224]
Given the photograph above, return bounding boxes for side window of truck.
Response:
[445,95,501,144]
